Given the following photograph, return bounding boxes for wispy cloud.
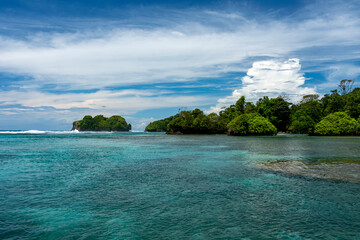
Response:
[320,64,360,89]
[0,0,360,130]
[1,5,360,90]
[0,89,213,114]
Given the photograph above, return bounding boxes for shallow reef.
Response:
[258,160,360,183]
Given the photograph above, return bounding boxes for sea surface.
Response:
[0,131,360,239]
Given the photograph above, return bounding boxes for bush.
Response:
[314,112,359,136]
[166,109,225,134]
[227,113,277,136]
[289,110,317,134]
[145,115,178,132]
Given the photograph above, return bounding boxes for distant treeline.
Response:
[73,115,131,131]
[145,80,360,136]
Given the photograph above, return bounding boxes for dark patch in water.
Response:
[259,161,360,183]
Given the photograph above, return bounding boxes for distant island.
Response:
[72,115,131,131]
[145,80,360,136]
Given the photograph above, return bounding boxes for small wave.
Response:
[23,130,47,134]
[0,130,81,134]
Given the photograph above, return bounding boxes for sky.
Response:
[0,0,360,130]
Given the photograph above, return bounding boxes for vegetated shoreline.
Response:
[164,132,360,137]
[72,81,359,135]
[258,160,360,183]
[72,115,131,132]
[145,81,360,136]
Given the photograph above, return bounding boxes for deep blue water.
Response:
[0,131,360,239]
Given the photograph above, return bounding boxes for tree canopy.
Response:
[166,109,224,134]
[227,113,277,136]
[73,115,131,131]
[145,115,178,132]
[145,80,360,136]
[314,112,359,136]
[256,96,290,132]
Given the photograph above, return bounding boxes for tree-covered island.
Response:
[145,115,178,132]
[73,115,131,131]
[146,80,360,136]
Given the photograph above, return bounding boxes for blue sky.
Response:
[0,0,359,130]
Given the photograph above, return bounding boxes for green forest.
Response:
[145,80,360,136]
[73,115,131,131]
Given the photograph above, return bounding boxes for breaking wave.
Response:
[0,130,81,134]
[0,130,148,135]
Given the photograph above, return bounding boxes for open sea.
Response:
[0,131,360,239]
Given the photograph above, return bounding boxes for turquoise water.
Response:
[1,132,360,239]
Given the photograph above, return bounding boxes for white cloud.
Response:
[207,58,317,113]
[0,89,214,120]
[0,8,359,89]
[1,2,360,130]
[127,117,157,131]
[319,64,360,89]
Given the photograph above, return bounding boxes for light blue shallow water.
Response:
[0,132,360,239]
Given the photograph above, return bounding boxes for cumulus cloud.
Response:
[207,58,317,113]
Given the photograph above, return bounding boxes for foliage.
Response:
[107,115,131,131]
[244,102,256,114]
[301,94,319,103]
[289,110,317,134]
[145,115,178,132]
[226,113,250,135]
[289,86,359,134]
[217,96,247,128]
[235,96,246,113]
[167,109,225,134]
[289,98,322,134]
[321,90,346,115]
[256,96,291,132]
[145,80,359,136]
[314,112,359,136]
[344,88,360,119]
[73,115,131,131]
[78,115,94,130]
[338,79,354,95]
[227,113,277,136]
[218,105,239,127]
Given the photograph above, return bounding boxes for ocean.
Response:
[1,131,360,239]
